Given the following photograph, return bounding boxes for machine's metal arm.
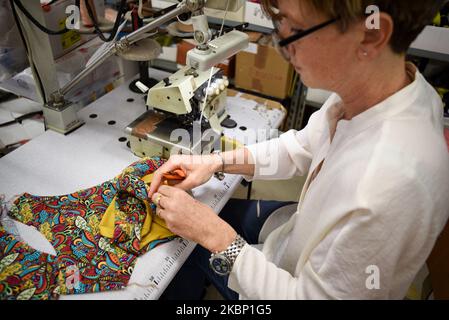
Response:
[54,2,191,101]
[43,0,207,134]
[55,0,246,101]
[42,0,245,134]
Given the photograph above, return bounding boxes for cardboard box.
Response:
[235,36,294,100]
[176,39,195,65]
[176,39,234,77]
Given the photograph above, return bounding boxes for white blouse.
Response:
[229,64,449,299]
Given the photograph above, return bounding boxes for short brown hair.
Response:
[261,0,445,53]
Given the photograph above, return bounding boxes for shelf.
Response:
[409,26,449,62]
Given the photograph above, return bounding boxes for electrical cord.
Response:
[12,0,69,35]
[84,0,128,42]
[45,0,62,5]
[12,0,128,42]
[156,3,180,17]
[0,111,44,128]
[0,91,17,103]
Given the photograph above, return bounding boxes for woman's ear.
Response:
[358,12,394,59]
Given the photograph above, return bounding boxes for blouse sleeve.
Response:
[244,106,327,181]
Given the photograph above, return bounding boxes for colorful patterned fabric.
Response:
[99,171,177,254]
[0,225,60,300]
[0,157,177,299]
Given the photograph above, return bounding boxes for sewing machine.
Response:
[124,3,249,158]
[125,67,225,158]
[9,0,248,141]
[14,0,249,157]
[125,28,249,158]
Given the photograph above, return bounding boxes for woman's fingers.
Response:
[157,185,176,196]
[148,161,180,197]
[151,192,167,209]
[172,177,200,191]
[151,192,161,206]
[148,172,164,197]
[149,154,211,197]
[157,207,168,220]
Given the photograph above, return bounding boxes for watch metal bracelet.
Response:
[222,234,247,265]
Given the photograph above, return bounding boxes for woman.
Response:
[149,0,449,299]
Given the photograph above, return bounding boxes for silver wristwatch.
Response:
[209,234,247,276]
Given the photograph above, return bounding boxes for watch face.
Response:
[210,254,231,276]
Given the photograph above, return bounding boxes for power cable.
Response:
[12,0,69,35]
[84,0,128,42]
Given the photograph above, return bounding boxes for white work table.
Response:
[0,69,285,299]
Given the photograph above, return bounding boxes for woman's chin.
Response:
[295,68,310,84]
[295,70,321,89]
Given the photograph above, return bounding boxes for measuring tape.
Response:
[131,237,193,300]
[191,174,241,210]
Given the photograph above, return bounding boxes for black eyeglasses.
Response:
[272,17,340,61]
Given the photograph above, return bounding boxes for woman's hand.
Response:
[148,154,222,198]
[152,185,236,253]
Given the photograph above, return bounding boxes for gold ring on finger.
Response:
[154,194,161,206]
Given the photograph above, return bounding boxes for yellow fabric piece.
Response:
[99,173,174,250]
[141,174,154,184]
